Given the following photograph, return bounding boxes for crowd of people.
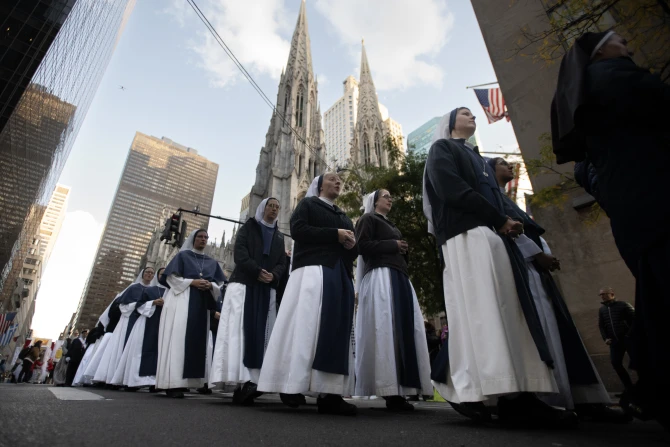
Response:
[32,29,665,431]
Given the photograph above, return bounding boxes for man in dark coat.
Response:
[65,330,88,386]
[552,31,670,427]
[598,288,635,392]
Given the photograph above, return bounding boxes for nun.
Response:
[72,323,105,386]
[552,31,670,427]
[155,229,226,398]
[210,197,286,405]
[354,189,433,411]
[94,267,154,385]
[489,157,629,423]
[110,268,167,389]
[81,279,138,384]
[423,108,576,426]
[257,173,359,416]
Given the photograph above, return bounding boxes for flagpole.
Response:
[466,81,499,89]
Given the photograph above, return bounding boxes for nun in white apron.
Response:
[258,174,359,416]
[82,275,146,383]
[94,267,154,384]
[155,229,226,398]
[210,198,286,405]
[72,324,105,386]
[423,108,575,426]
[109,268,167,388]
[487,157,628,423]
[354,190,433,411]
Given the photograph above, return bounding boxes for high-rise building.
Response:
[38,184,70,267]
[407,117,441,154]
[324,74,404,169]
[73,133,218,330]
[248,0,327,242]
[350,41,403,168]
[0,0,136,312]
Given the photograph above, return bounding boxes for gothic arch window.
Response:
[374,132,383,167]
[298,154,304,176]
[283,86,291,117]
[296,85,305,127]
[363,132,371,167]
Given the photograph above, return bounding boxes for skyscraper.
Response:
[248,0,326,241]
[39,184,70,267]
[73,133,218,331]
[0,0,136,311]
[324,76,404,169]
[407,117,441,154]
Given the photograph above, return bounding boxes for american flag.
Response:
[474,88,511,124]
[0,311,17,335]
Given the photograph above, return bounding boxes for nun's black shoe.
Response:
[124,386,139,392]
[232,382,257,405]
[498,393,578,428]
[280,393,303,408]
[149,386,158,393]
[575,404,632,423]
[196,385,212,395]
[317,394,357,416]
[447,401,492,422]
[166,389,185,399]
[385,396,415,412]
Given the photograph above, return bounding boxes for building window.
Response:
[298,154,304,176]
[296,86,305,127]
[375,133,383,167]
[363,133,370,167]
[283,86,291,116]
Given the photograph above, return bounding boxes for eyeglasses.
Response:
[496,159,513,167]
[266,204,280,210]
[381,194,393,200]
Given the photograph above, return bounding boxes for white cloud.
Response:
[30,211,104,340]
[317,73,329,86]
[315,0,454,90]
[178,0,293,88]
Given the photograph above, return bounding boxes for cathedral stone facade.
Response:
[248,0,327,244]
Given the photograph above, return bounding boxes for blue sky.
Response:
[32,0,519,339]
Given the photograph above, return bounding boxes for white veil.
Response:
[422,113,453,236]
[355,191,378,293]
[181,229,205,252]
[255,197,279,226]
[306,176,322,198]
[96,270,146,328]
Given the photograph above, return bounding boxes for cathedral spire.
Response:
[285,0,313,80]
[351,40,386,167]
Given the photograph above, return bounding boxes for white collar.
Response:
[191,248,205,255]
[318,197,334,207]
[260,219,275,228]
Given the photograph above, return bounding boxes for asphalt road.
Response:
[1,384,668,447]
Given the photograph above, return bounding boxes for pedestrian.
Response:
[110,268,167,390]
[353,189,432,412]
[257,173,358,416]
[425,322,441,365]
[18,340,42,383]
[210,197,286,405]
[551,31,670,427]
[52,337,70,386]
[490,157,629,423]
[598,287,635,392]
[65,329,88,386]
[155,229,226,398]
[423,108,574,426]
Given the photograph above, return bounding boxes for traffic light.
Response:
[175,219,188,248]
[160,217,172,241]
[169,213,180,235]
